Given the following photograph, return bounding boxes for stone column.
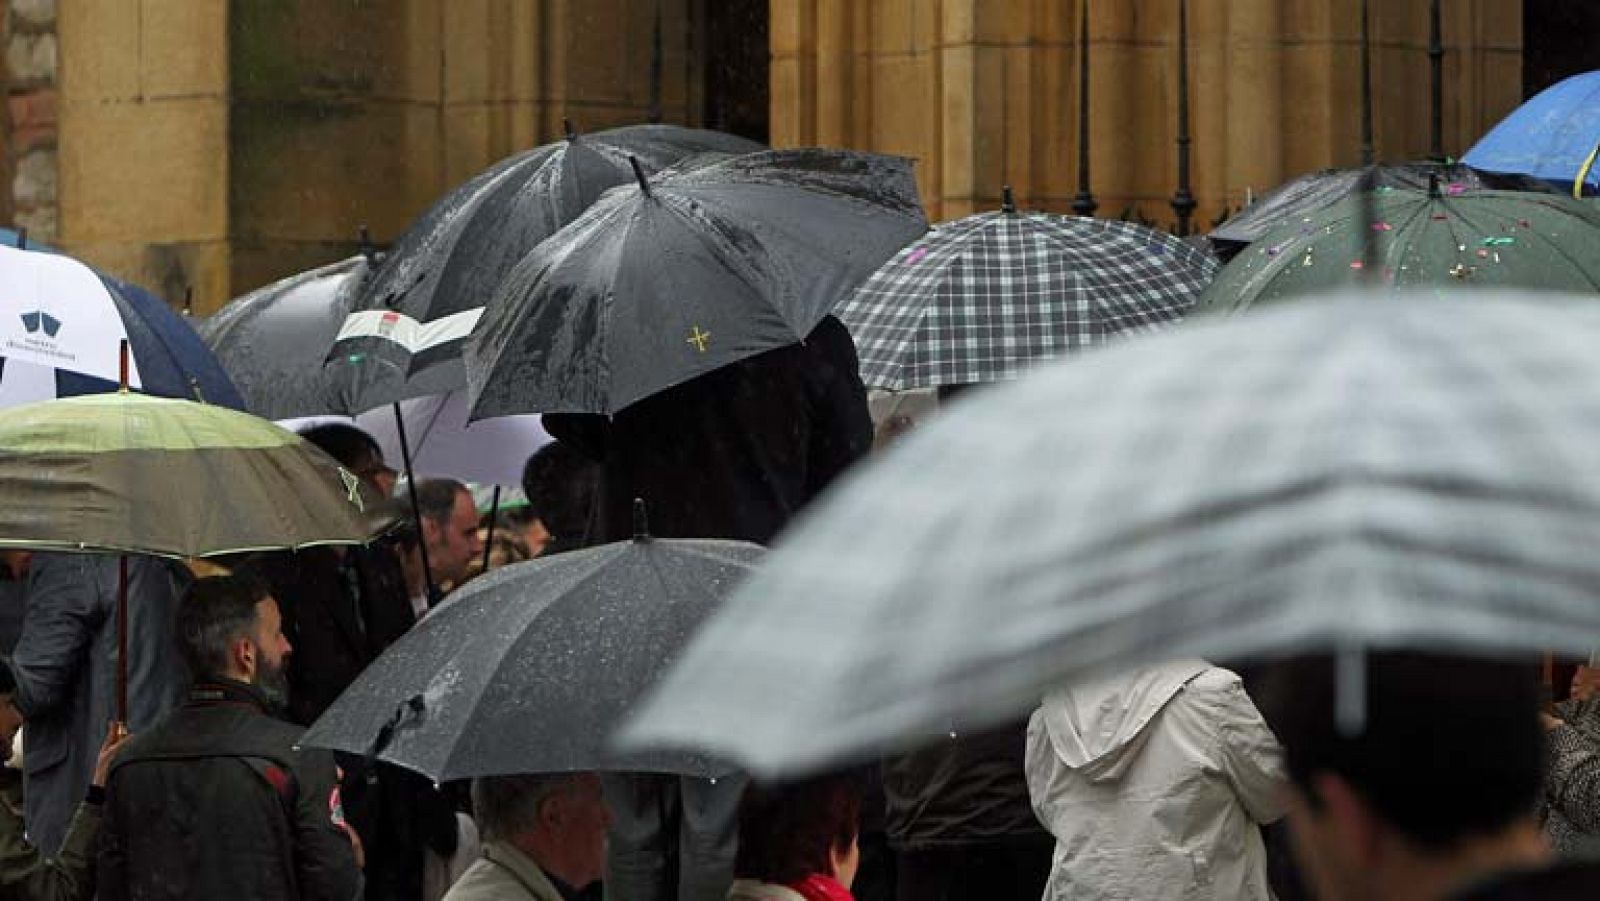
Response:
[8,0,57,239]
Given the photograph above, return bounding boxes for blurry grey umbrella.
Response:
[303,510,762,780]
[619,291,1600,776]
[198,256,368,418]
[466,148,929,416]
[837,190,1218,390]
[326,124,764,412]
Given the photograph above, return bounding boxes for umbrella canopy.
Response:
[0,245,243,410]
[199,256,369,418]
[466,148,929,416]
[1207,162,1555,260]
[1464,70,1600,196]
[0,391,371,558]
[1199,186,1600,311]
[303,526,763,780]
[837,201,1218,390]
[325,124,764,412]
[618,290,1600,776]
[282,390,551,486]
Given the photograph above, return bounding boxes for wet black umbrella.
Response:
[301,505,762,780]
[198,256,369,418]
[1208,162,1555,261]
[326,124,763,412]
[466,148,929,417]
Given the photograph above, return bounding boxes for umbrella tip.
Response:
[1001,185,1017,214]
[564,118,577,141]
[182,286,193,317]
[629,156,653,197]
[15,227,25,250]
[1428,173,1442,199]
[633,498,652,542]
[118,339,129,393]
[189,377,207,405]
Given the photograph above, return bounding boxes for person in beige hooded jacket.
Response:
[1025,659,1286,900]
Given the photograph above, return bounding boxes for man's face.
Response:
[353,450,398,499]
[250,598,293,709]
[426,490,484,587]
[1282,778,1375,901]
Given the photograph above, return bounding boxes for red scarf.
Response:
[786,875,854,901]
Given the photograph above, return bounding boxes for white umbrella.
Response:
[620,290,1600,775]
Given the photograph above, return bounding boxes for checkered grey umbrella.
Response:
[835,206,1219,390]
[619,290,1600,775]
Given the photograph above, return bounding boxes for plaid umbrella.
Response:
[837,200,1219,390]
[619,290,1600,775]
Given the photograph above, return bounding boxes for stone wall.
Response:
[8,0,57,240]
[771,0,1524,226]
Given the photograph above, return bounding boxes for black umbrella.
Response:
[301,505,762,780]
[198,256,370,418]
[326,123,764,412]
[466,148,929,417]
[1208,162,1555,261]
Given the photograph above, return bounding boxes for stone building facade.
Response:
[0,1,1582,312]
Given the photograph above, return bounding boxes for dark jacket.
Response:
[0,767,99,901]
[883,723,1049,849]
[13,553,190,855]
[546,316,873,546]
[98,680,362,901]
[251,544,414,728]
[1450,861,1600,900]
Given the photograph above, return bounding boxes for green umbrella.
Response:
[1199,184,1600,312]
[0,390,373,721]
[0,391,371,557]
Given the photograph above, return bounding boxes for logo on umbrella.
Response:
[19,310,61,337]
[686,326,712,353]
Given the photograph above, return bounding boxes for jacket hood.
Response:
[1038,659,1210,783]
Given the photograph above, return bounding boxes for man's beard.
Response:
[253,650,291,714]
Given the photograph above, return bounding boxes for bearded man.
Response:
[97,572,363,901]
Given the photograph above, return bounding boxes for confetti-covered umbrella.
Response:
[617,292,1600,775]
[1207,162,1554,262]
[466,148,928,417]
[1199,184,1600,312]
[837,190,1219,391]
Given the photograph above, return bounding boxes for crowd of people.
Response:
[0,312,1598,901]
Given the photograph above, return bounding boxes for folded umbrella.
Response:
[304,508,761,780]
[618,291,1600,775]
[838,189,1217,390]
[326,123,764,412]
[0,244,243,410]
[466,148,929,416]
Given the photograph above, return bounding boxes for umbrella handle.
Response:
[1574,141,1600,199]
[364,694,426,770]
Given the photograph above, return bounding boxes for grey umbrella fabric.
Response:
[198,256,369,418]
[326,124,763,412]
[466,148,929,416]
[619,290,1600,776]
[303,531,763,780]
[837,207,1218,390]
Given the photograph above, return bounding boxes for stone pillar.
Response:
[57,0,229,307]
[7,0,58,239]
[770,0,1525,228]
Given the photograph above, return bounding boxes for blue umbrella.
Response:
[1464,71,1600,197]
[0,244,244,409]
